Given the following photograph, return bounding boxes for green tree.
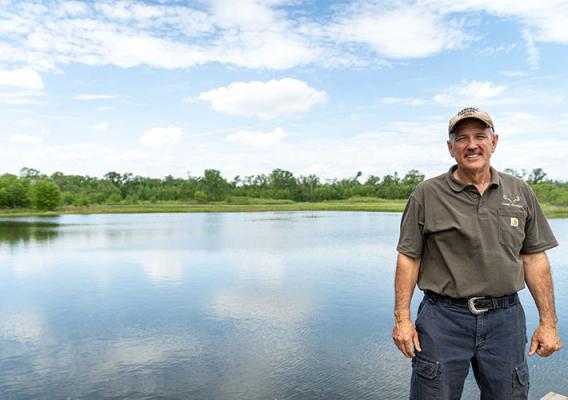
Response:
[296,175,320,201]
[402,169,425,186]
[527,168,547,184]
[61,191,76,205]
[104,171,124,187]
[503,168,527,180]
[353,171,363,183]
[74,193,90,207]
[0,174,30,208]
[29,180,61,210]
[106,194,123,204]
[19,167,44,180]
[194,190,207,203]
[124,194,139,204]
[200,169,228,201]
[271,169,295,188]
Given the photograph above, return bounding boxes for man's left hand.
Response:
[528,324,563,357]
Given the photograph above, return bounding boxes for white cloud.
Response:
[226,127,287,147]
[434,81,563,108]
[198,78,327,120]
[15,119,34,126]
[96,2,133,19]
[130,4,168,20]
[434,80,507,106]
[96,106,115,111]
[0,141,150,176]
[1,0,567,73]
[328,1,568,63]
[425,0,568,44]
[58,1,89,16]
[213,31,319,70]
[210,0,280,30]
[2,114,567,182]
[74,94,120,100]
[89,32,211,69]
[91,122,109,131]
[0,1,313,71]
[0,68,43,89]
[382,97,425,106]
[140,125,183,147]
[500,71,529,78]
[0,90,45,105]
[480,43,517,56]
[522,29,539,71]
[207,0,319,69]
[331,5,469,59]
[10,133,44,145]
[95,2,185,21]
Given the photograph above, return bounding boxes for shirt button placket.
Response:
[477,192,489,218]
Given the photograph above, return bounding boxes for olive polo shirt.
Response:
[397,165,558,298]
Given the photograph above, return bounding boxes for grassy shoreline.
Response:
[0,197,566,218]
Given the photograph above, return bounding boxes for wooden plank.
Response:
[541,392,568,400]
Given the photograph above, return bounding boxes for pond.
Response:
[0,212,566,399]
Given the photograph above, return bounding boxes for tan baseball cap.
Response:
[448,107,494,134]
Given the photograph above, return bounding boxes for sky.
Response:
[1,0,568,181]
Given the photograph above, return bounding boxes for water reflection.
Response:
[208,288,313,324]
[0,220,60,245]
[0,312,45,343]
[139,251,185,286]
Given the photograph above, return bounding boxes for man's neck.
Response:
[453,166,492,194]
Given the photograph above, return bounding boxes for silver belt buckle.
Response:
[468,296,489,315]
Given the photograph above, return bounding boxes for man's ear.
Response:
[491,133,499,153]
[447,140,455,157]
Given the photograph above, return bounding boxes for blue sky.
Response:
[1,0,568,181]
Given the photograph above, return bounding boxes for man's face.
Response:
[447,119,499,174]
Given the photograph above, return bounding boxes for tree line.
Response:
[0,167,566,211]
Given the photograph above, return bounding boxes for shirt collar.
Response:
[446,165,500,192]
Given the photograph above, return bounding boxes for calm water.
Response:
[0,212,566,400]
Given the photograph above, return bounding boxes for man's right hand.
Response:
[392,317,421,358]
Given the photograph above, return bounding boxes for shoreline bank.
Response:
[0,198,566,218]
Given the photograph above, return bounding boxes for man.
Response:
[392,107,562,399]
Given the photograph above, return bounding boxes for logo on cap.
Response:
[457,107,480,117]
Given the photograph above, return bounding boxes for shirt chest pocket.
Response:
[498,207,526,252]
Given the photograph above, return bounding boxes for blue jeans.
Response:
[410,292,529,400]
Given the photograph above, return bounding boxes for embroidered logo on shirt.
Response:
[502,194,523,209]
[510,217,519,227]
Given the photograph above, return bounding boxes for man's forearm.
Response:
[393,252,422,358]
[523,251,558,325]
[522,251,563,357]
[394,252,421,321]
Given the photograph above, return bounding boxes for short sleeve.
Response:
[521,186,558,254]
[397,193,425,259]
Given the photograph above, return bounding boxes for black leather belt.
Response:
[425,290,518,315]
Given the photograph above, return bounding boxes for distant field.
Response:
[541,204,568,218]
[0,197,406,216]
[0,197,566,218]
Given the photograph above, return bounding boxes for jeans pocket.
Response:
[410,356,441,400]
[415,298,430,325]
[512,363,529,399]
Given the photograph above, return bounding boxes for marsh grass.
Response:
[0,197,566,218]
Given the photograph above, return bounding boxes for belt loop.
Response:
[491,298,498,309]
